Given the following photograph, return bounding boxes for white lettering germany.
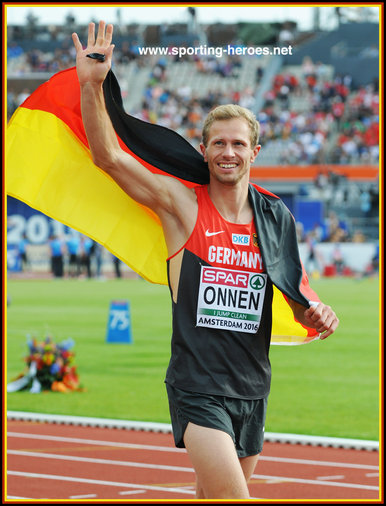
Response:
[208,245,263,270]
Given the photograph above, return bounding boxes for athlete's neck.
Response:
[207,181,252,224]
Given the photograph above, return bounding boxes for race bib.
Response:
[196,265,267,334]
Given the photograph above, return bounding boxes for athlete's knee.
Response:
[197,474,250,499]
[207,481,250,499]
[240,453,260,483]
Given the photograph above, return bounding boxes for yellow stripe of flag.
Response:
[7,107,168,285]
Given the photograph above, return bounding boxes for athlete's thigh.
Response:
[183,422,250,499]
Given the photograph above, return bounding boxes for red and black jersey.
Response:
[165,185,273,399]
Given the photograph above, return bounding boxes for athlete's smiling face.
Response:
[200,118,261,186]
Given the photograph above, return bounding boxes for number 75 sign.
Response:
[106,300,133,344]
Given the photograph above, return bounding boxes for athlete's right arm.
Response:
[71,21,187,217]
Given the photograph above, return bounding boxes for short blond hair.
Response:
[202,104,260,148]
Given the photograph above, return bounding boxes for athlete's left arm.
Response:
[288,300,339,340]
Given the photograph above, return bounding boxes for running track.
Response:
[6,419,381,502]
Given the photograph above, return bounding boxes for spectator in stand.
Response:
[16,88,31,107]
[116,40,140,64]
[278,23,294,46]
[368,242,379,275]
[49,235,65,278]
[332,244,345,275]
[18,233,29,271]
[325,211,349,243]
[7,41,24,59]
[255,66,264,84]
[301,56,315,80]
[93,241,104,278]
[112,254,122,278]
[304,228,324,276]
[66,234,80,277]
[352,230,366,243]
[79,235,94,278]
[7,88,19,121]
[331,96,345,128]
[359,188,372,217]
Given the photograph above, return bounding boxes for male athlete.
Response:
[72,21,339,499]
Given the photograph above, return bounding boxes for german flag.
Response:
[6,67,320,345]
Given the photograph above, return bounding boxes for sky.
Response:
[4,4,380,31]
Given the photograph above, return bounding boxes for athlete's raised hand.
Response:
[72,21,114,86]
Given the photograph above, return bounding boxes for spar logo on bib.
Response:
[197,266,267,334]
[250,274,266,290]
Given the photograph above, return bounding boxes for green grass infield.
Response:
[6,275,380,441]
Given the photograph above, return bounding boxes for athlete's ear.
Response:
[200,143,207,162]
[251,144,261,162]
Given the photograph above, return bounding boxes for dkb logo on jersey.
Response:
[232,233,250,246]
[250,274,266,290]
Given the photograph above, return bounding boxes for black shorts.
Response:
[165,383,268,458]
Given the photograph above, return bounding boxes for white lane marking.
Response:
[316,475,345,481]
[69,494,98,499]
[7,497,33,500]
[260,455,378,470]
[118,490,147,496]
[7,471,195,495]
[7,432,378,470]
[7,451,379,492]
[251,474,378,491]
[7,432,184,452]
[8,449,193,473]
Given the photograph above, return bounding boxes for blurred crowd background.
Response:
[7,6,379,279]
